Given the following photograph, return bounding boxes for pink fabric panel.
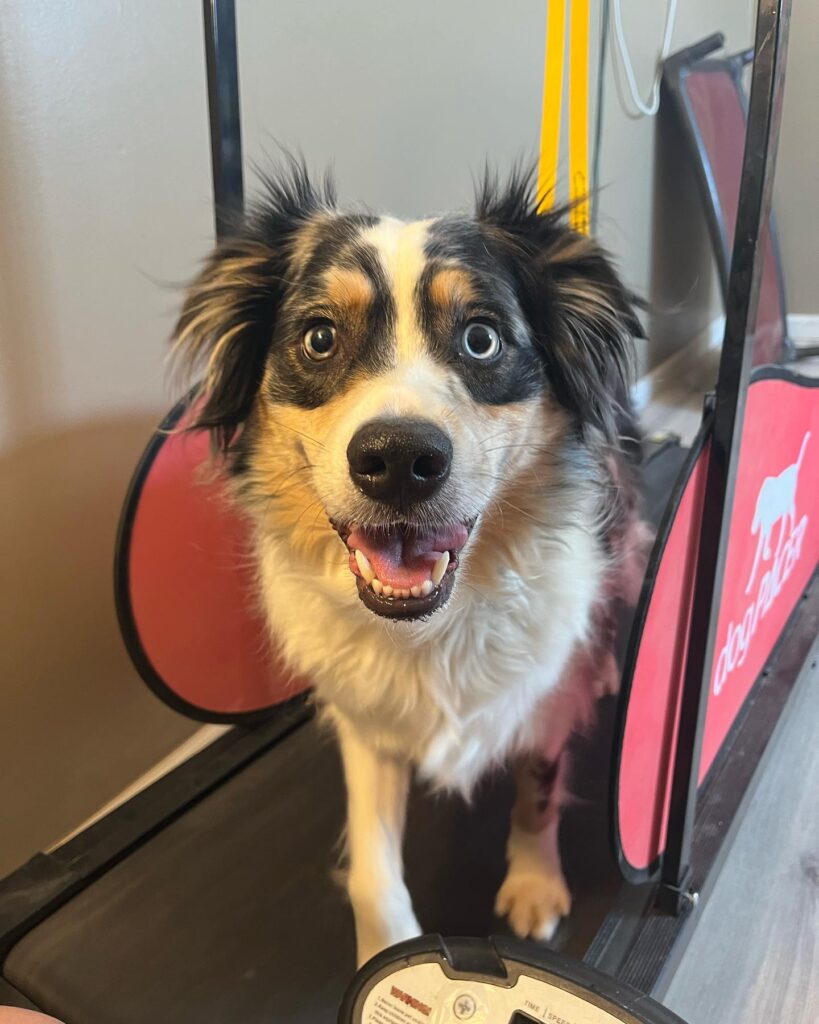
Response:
[127,412,309,717]
[618,377,819,873]
[700,380,818,778]
[618,446,709,873]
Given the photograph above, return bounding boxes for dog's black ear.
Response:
[171,237,284,452]
[475,167,641,445]
[171,160,335,451]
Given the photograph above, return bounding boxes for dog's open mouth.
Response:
[330,518,474,619]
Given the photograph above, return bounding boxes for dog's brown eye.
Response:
[462,321,501,360]
[303,324,338,361]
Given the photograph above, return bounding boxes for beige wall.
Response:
[0,0,811,874]
[237,0,756,368]
[594,0,755,364]
[774,0,819,317]
[0,0,209,875]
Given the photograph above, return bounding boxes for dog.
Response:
[171,160,648,965]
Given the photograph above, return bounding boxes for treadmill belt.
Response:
[3,441,690,1024]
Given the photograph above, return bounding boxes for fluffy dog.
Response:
[172,161,647,965]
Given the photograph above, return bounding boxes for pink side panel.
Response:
[700,381,819,778]
[619,377,819,873]
[128,419,309,716]
[619,448,709,873]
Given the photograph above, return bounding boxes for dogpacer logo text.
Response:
[713,432,811,697]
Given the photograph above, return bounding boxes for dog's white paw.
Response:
[352,891,421,967]
[495,868,571,941]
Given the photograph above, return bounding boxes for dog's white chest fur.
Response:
[257,515,602,794]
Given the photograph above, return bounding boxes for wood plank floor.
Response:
[662,642,819,1024]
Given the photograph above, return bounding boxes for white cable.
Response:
[611,0,679,118]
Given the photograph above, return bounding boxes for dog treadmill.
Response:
[1,0,815,1020]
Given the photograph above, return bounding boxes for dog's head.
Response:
[172,162,639,622]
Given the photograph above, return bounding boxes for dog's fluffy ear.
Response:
[171,160,335,451]
[475,167,641,445]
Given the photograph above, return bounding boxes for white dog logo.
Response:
[745,431,811,594]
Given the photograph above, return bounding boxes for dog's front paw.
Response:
[351,886,422,967]
[355,912,421,968]
[495,867,571,941]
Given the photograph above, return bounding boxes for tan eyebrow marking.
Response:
[322,266,374,310]
[428,266,476,308]
[288,215,332,275]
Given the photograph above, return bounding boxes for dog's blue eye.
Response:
[303,324,337,360]
[462,321,501,360]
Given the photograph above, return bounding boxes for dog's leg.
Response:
[335,717,420,966]
[495,749,572,942]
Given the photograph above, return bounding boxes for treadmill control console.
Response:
[339,936,687,1024]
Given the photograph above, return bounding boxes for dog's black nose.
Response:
[347,419,453,506]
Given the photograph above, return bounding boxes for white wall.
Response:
[238,0,756,366]
[0,0,211,874]
[0,0,766,452]
[0,0,213,449]
[774,0,819,317]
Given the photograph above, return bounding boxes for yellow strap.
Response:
[568,0,590,233]
[537,0,567,210]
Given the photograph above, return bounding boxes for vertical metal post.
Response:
[658,0,792,913]
[202,0,244,241]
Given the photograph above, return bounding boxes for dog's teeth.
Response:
[420,580,434,597]
[371,578,383,595]
[396,588,408,599]
[382,584,394,597]
[431,551,450,586]
[354,549,375,583]
[410,585,422,598]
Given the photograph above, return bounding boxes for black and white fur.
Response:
[172,161,644,965]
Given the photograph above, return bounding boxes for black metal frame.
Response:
[202,0,244,240]
[111,0,252,724]
[662,32,795,363]
[656,0,792,912]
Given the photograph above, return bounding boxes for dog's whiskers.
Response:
[266,417,328,451]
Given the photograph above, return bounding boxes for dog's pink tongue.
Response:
[347,524,468,588]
